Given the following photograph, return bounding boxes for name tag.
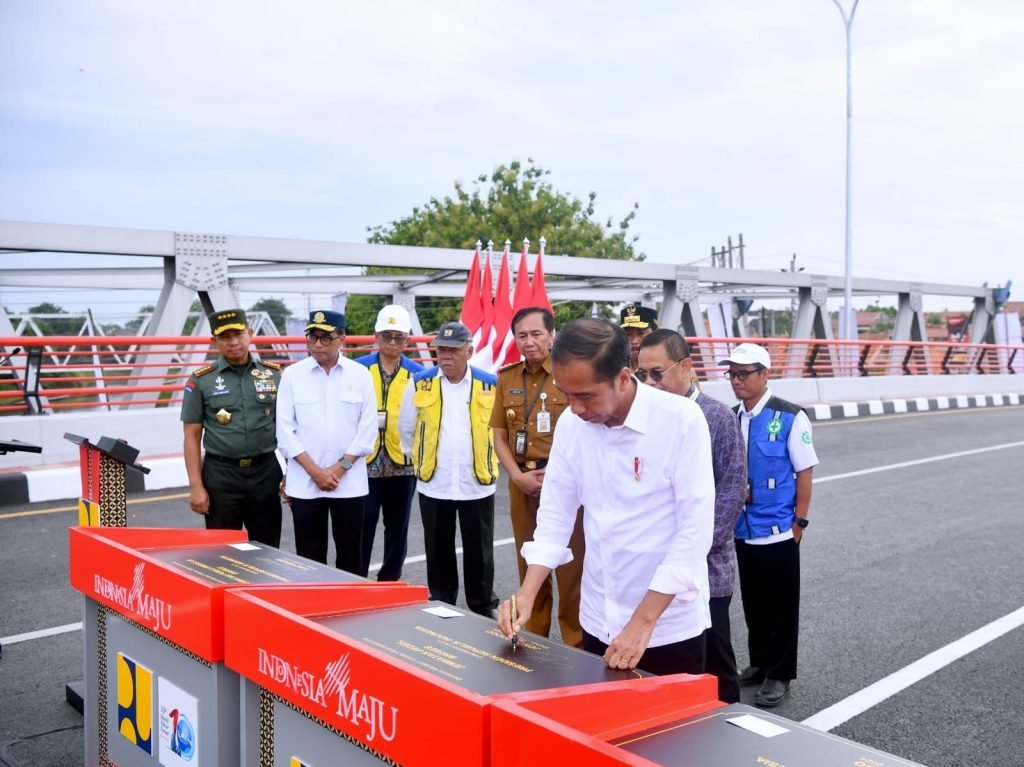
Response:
[536,411,551,434]
[377,410,387,430]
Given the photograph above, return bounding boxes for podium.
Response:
[64,433,149,527]
[68,527,370,767]
[223,584,720,766]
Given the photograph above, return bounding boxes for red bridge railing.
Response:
[0,335,1019,414]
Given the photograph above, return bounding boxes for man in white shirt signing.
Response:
[498,318,716,675]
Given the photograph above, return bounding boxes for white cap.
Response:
[718,343,771,370]
[374,305,412,334]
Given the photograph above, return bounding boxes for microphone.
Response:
[0,346,22,367]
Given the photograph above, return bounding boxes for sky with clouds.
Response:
[1,0,1021,319]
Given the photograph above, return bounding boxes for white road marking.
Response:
[813,440,1024,484]
[804,605,1024,731]
[368,536,515,572]
[1,621,83,645]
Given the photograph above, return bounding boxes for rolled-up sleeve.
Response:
[648,408,715,598]
[275,368,305,460]
[521,413,579,569]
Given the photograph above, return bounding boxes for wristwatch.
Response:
[339,457,354,470]
[794,517,809,529]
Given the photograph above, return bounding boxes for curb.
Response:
[2,393,1021,508]
[806,392,1022,421]
[0,457,188,509]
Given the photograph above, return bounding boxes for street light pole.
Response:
[832,0,860,341]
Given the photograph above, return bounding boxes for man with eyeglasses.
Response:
[399,322,500,618]
[498,319,715,677]
[276,310,377,574]
[720,343,818,708]
[491,306,584,647]
[181,308,284,546]
[637,329,746,702]
[355,305,424,581]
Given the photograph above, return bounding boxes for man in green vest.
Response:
[181,308,283,546]
[355,304,424,581]
[398,322,500,617]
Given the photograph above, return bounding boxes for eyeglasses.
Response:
[724,367,762,381]
[634,359,682,383]
[306,333,340,346]
[378,332,408,345]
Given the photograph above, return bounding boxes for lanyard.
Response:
[521,369,549,425]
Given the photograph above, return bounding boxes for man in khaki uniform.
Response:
[491,307,584,647]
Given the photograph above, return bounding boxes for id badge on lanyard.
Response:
[514,429,528,457]
[536,392,551,433]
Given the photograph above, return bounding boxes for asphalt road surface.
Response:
[2,405,1022,766]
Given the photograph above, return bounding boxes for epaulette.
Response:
[194,364,215,378]
[260,360,281,371]
[498,361,522,373]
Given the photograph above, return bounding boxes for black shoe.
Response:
[738,665,765,686]
[754,679,790,708]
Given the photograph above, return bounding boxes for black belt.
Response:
[517,459,548,471]
[205,452,276,468]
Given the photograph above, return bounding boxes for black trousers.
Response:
[290,496,365,575]
[583,629,706,677]
[361,475,417,581]
[201,456,282,548]
[707,594,740,703]
[735,538,800,681]
[418,493,498,617]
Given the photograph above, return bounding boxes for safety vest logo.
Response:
[93,563,173,632]
[256,649,398,744]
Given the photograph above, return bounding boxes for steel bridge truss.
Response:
[1,220,1006,383]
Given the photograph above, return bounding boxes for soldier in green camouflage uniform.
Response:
[181,308,284,546]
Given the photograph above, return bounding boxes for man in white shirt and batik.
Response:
[498,318,716,675]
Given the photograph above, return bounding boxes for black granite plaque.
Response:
[316,604,642,696]
[615,703,926,766]
[146,543,364,585]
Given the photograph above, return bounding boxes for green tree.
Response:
[356,159,644,332]
[249,297,293,334]
[26,302,80,336]
[126,305,155,335]
[124,301,204,335]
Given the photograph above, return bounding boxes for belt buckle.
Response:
[239,458,253,468]
[524,460,537,470]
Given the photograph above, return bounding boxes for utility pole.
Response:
[832,0,861,341]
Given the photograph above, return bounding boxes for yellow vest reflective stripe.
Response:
[412,371,498,485]
[367,362,414,465]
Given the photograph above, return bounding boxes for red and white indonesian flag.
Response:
[459,246,484,338]
[459,239,553,373]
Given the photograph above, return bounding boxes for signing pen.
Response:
[510,595,518,652]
